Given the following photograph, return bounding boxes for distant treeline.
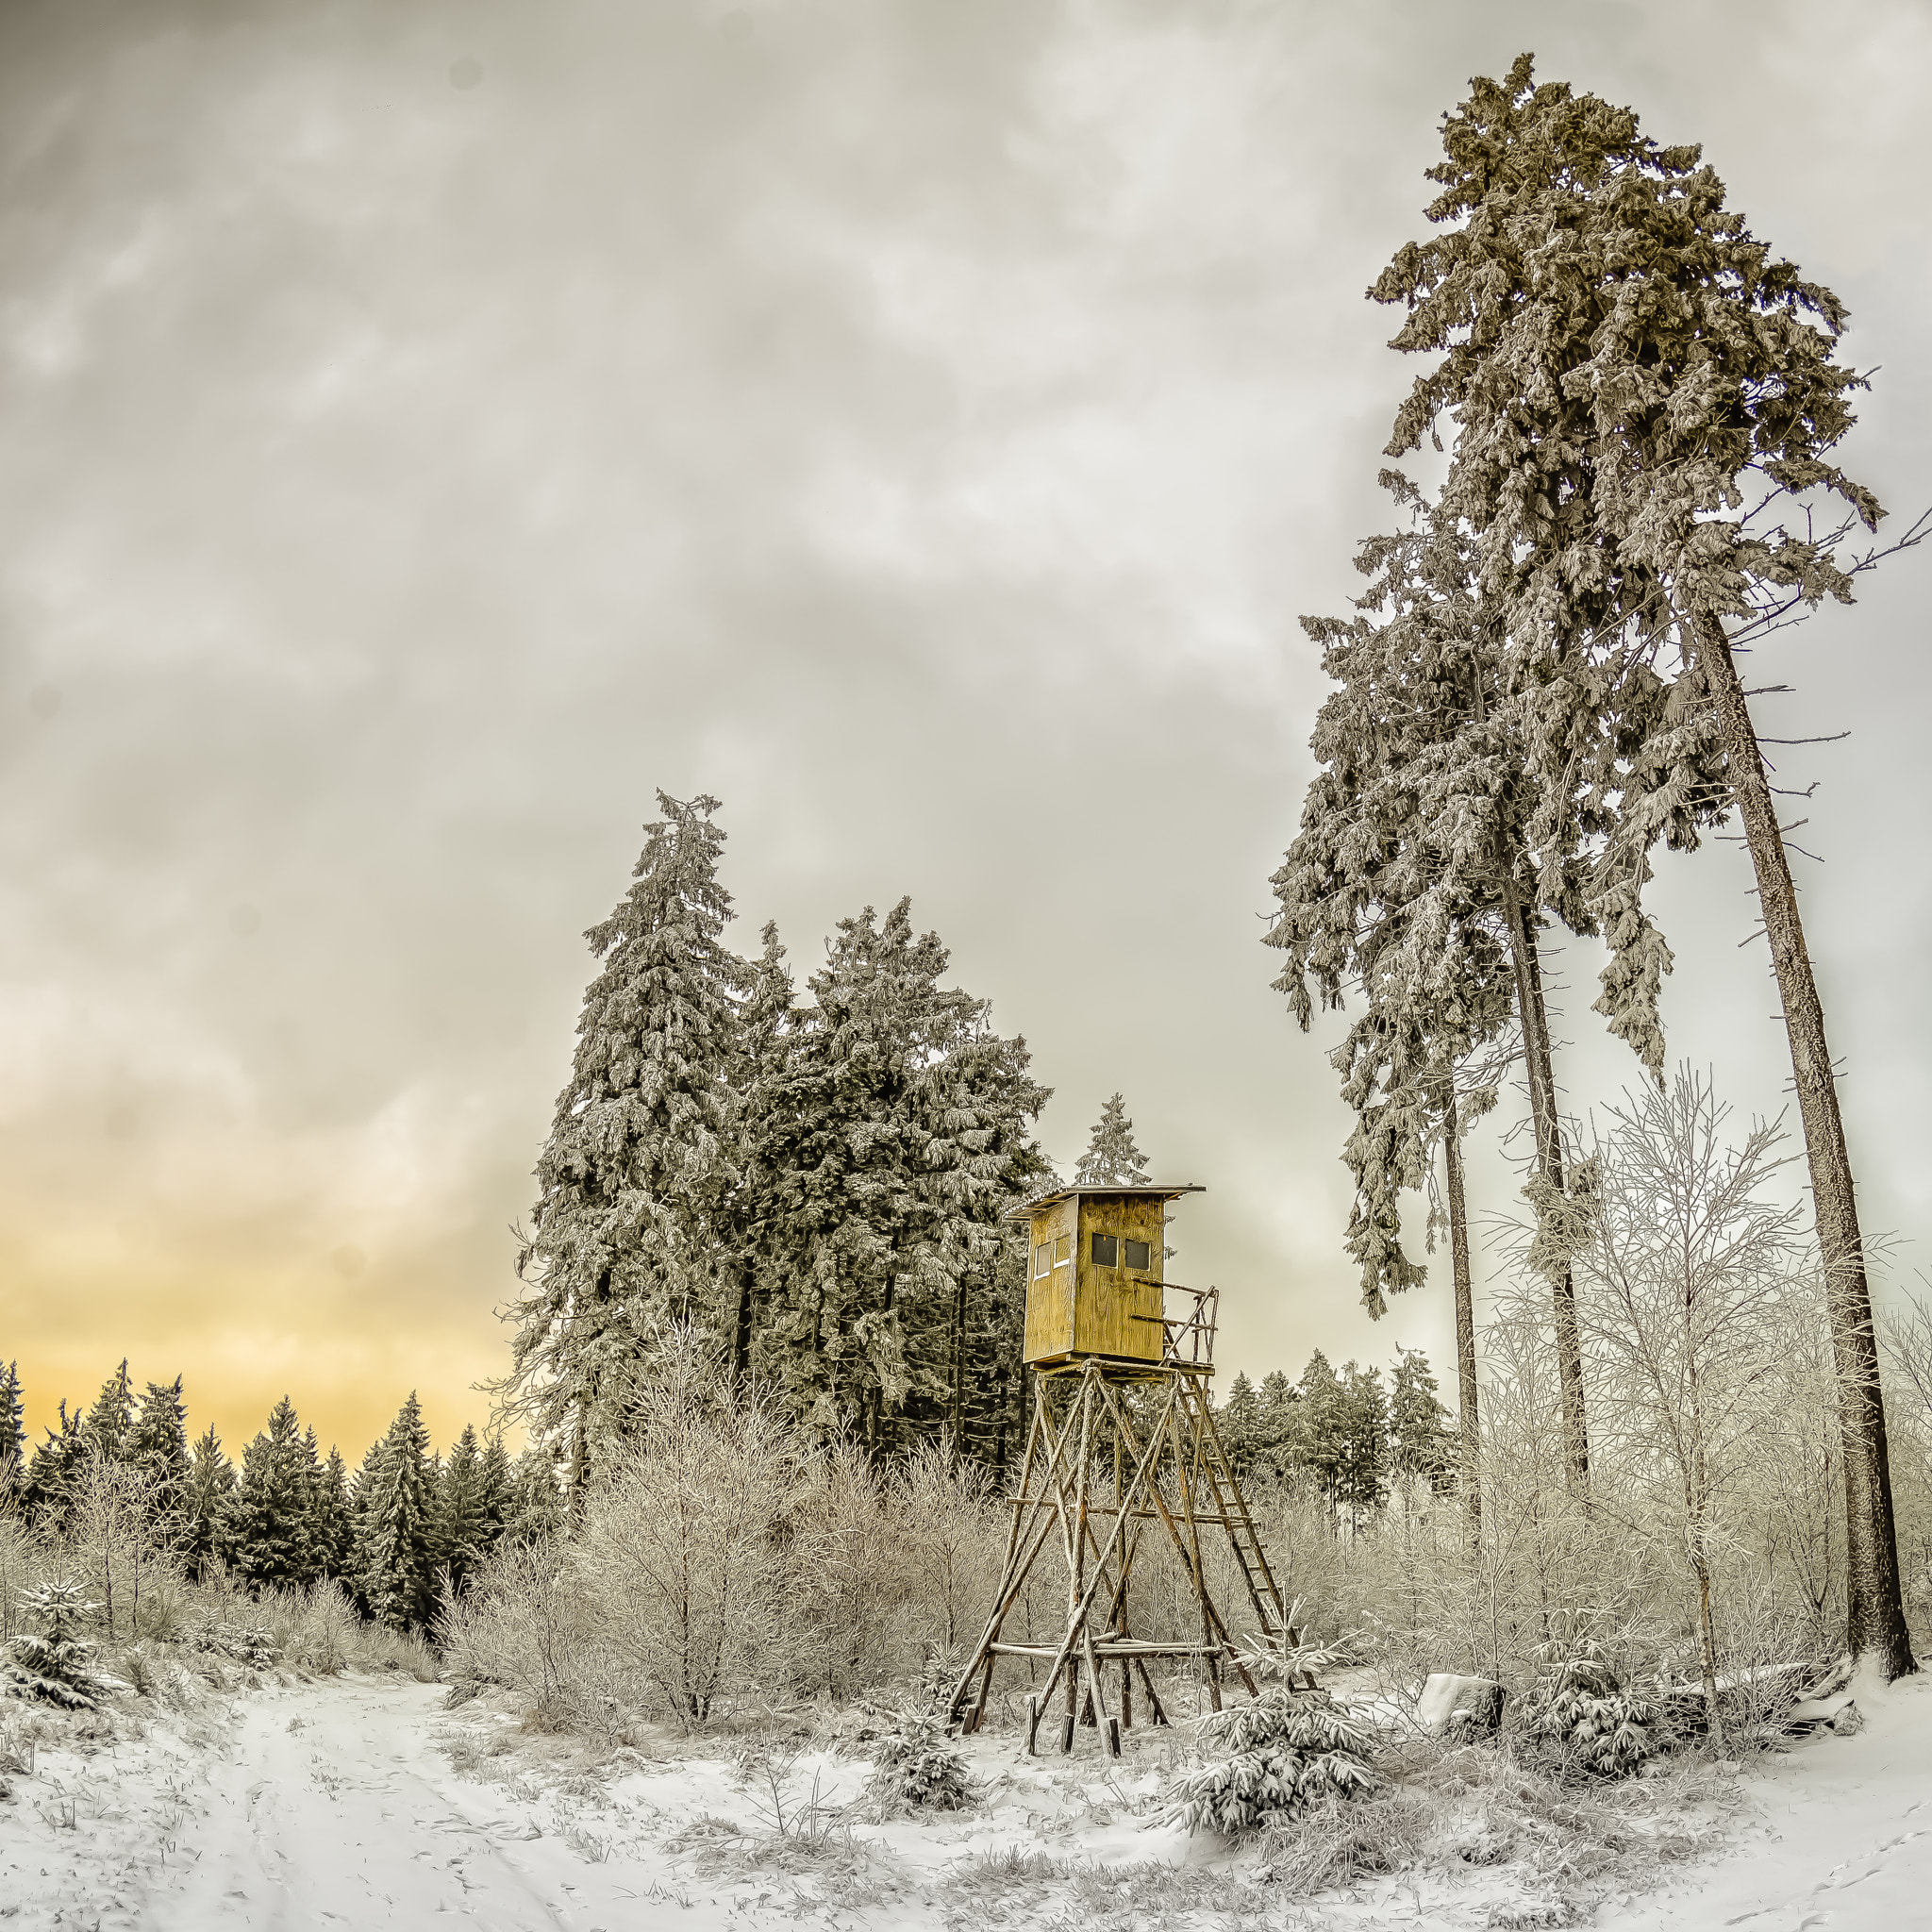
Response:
[0,1357,558,1630]
[1216,1346,1454,1523]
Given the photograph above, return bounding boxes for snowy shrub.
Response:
[1520,1642,1660,1778]
[866,1707,973,1815]
[4,1582,109,1709]
[1162,1689,1378,1836]
[577,1369,799,1729]
[188,1614,277,1669]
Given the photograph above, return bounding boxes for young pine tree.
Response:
[1073,1094,1150,1186]
[355,1393,434,1630]
[503,792,748,1515]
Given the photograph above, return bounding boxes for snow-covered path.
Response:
[1597,1667,1932,1932]
[8,1666,1932,1929]
[6,1674,744,1930]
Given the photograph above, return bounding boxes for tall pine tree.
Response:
[225,1397,322,1591]
[503,793,747,1513]
[354,1392,433,1630]
[1374,55,1918,1674]
[754,899,1049,1449]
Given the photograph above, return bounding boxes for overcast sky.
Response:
[5,0,1930,1462]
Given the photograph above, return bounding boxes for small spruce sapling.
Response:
[1163,1689,1378,1836]
[1520,1639,1660,1779]
[4,1581,108,1709]
[867,1706,974,1816]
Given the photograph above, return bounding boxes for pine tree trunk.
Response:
[1443,1108,1482,1555]
[730,1264,755,1385]
[950,1272,970,1445]
[1694,609,1913,1678]
[1500,874,1591,1497]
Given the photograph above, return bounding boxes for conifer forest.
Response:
[8,17,1932,1931]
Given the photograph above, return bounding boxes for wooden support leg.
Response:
[1121,1657,1133,1730]
[1136,1658,1170,1726]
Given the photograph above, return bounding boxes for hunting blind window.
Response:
[1091,1233,1119,1268]
[1034,1242,1051,1278]
[1054,1234,1071,1268]
[1124,1238,1150,1271]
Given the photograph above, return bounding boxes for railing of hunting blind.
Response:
[1159,1284,1217,1367]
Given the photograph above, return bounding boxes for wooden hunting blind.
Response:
[948,1181,1297,1758]
[1021,1184,1202,1367]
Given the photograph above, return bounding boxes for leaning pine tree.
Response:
[1374,54,1922,1674]
[501,792,747,1515]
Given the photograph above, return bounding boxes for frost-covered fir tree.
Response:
[225,1397,323,1591]
[311,1443,353,1581]
[754,899,1050,1449]
[1374,55,1918,1675]
[500,1444,564,1546]
[1073,1094,1150,1186]
[25,1400,87,1530]
[1270,475,1608,1501]
[477,1432,513,1545]
[503,792,748,1512]
[84,1359,136,1460]
[0,1360,22,1508]
[1388,1346,1452,1494]
[185,1425,236,1577]
[355,1392,433,1630]
[432,1424,496,1594]
[726,920,794,1380]
[126,1375,191,1531]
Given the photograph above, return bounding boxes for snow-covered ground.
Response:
[4,1665,1930,1929]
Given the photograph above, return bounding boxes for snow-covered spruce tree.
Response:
[1269,483,1564,1494]
[184,1425,236,1578]
[83,1359,136,1461]
[126,1375,191,1533]
[311,1443,353,1582]
[502,792,748,1516]
[25,1401,88,1531]
[4,1581,108,1710]
[753,899,1050,1451]
[354,1393,433,1631]
[224,1397,324,1591]
[433,1424,495,1594]
[476,1433,512,1546]
[1388,1345,1452,1495]
[1375,55,1916,1675]
[0,1360,22,1510]
[1164,1687,1377,1836]
[1073,1094,1149,1186]
[725,920,794,1383]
